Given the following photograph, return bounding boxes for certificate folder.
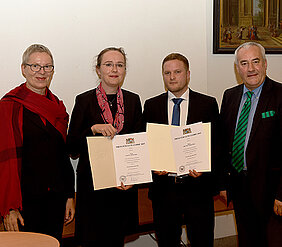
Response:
[87,137,117,190]
[87,132,152,190]
[147,122,211,175]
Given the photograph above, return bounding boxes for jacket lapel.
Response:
[230,86,244,141]
[186,89,194,124]
[248,77,272,144]
[157,92,169,125]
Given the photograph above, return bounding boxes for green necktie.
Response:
[232,91,254,172]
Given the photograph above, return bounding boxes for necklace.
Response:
[106,94,117,107]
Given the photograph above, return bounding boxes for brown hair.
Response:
[162,53,189,71]
[96,47,127,68]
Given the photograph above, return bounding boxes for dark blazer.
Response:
[143,89,220,199]
[67,88,143,192]
[67,88,143,242]
[220,76,282,217]
[21,107,74,198]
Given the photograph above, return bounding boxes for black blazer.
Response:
[143,89,220,198]
[67,88,143,192]
[21,108,74,198]
[67,88,143,241]
[220,76,282,216]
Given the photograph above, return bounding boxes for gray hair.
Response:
[22,44,54,65]
[234,42,266,65]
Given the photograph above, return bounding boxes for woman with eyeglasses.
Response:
[67,47,143,247]
[0,44,75,242]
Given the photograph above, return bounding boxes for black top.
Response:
[106,94,117,118]
[21,107,74,199]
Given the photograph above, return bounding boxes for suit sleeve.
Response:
[132,94,144,133]
[142,98,160,126]
[217,91,231,192]
[203,97,221,195]
[67,95,93,159]
[276,99,282,201]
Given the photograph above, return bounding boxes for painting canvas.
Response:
[213,0,282,53]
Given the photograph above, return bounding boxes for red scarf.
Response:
[96,83,124,133]
[0,83,68,217]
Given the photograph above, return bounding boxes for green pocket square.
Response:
[262,111,275,118]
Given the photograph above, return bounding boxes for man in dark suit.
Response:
[219,42,282,247]
[143,53,219,247]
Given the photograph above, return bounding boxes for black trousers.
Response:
[151,182,214,247]
[232,173,282,247]
[21,191,67,243]
[75,187,138,247]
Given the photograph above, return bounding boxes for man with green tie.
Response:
[219,42,282,247]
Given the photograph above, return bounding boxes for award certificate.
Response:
[87,132,152,190]
[147,122,211,175]
[170,122,210,175]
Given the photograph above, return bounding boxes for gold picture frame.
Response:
[213,0,282,54]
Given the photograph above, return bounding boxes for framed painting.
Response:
[213,0,282,54]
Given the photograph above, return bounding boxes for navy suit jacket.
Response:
[220,76,282,216]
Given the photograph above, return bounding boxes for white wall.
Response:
[0,0,208,114]
[1,1,281,112]
[206,1,282,105]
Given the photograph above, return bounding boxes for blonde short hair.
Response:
[22,44,54,65]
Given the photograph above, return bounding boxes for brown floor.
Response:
[214,236,237,247]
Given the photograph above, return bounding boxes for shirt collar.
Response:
[168,88,189,101]
[243,79,265,99]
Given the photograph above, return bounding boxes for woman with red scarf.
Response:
[0,44,75,242]
[67,47,143,247]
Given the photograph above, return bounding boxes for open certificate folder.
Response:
[147,122,211,176]
[87,132,152,190]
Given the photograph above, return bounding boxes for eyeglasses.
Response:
[101,63,125,69]
[25,64,54,72]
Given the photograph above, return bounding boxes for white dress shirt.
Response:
[167,88,189,126]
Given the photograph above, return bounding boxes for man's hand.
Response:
[274,199,282,216]
[3,209,24,231]
[64,198,75,225]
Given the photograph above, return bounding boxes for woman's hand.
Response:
[153,170,168,175]
[64,198,75,225]
[3,209,24,231]
[219,190,228,206]
[91,124,117,139]
[188,169,202,178]
[116,182,133,191]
